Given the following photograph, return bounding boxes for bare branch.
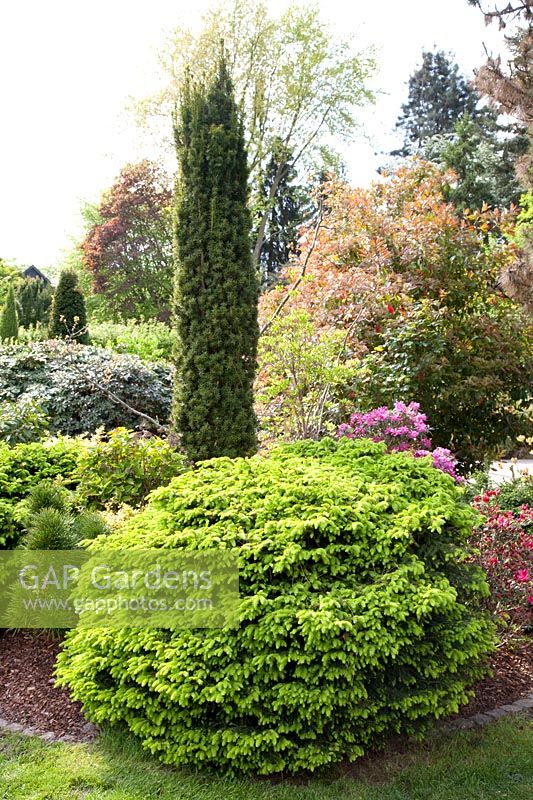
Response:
[63,335,170,436]
[259,201,324,335]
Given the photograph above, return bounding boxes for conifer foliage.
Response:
[395,50,487,153]
[49,271,89,344]
[16,278,53,328]
[173,56,259,461]
[0,284,18,341]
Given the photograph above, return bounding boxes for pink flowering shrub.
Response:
[471,490,533,633]
[337,402,460,480]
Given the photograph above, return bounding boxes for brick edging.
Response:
[1,693,532,746]
[434,692,533,734]
[0,716,97,743]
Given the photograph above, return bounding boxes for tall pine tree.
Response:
[0,284,18,341]
[49,271,89,344]
[256,140,308,287]
[395,50,489,153]
[173,55,259,461]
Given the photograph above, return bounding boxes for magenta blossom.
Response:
[337,402,461,481]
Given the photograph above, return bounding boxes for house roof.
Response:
[22,265,51,285]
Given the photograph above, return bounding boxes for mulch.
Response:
[455,638,533,717]
[0,631,531,743]
[0,630,94,740]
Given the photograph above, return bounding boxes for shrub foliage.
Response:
[0,437,83,547]
[57,438,494,775]
[73,428,187,509]
[0,341,172,436]
[49,270,89,344]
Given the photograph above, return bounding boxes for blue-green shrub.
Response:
[0,341,172,436]
[56,438,494,775]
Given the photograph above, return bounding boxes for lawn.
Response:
[0,715,531,800]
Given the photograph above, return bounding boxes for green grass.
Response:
[0,715,531,800]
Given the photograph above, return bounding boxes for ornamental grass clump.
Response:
[56,437,494,775]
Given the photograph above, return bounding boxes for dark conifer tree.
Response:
[256,141,308,287]
[48,271,89,344]
[395,50,490,153]
[0,284,18,341]
[16,278,53,328]
[172,55,259,461]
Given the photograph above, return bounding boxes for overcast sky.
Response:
[0,0,506,268]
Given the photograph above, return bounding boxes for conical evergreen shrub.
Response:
[49,271,89,343]
[16,277,53,328]
[172,55,259,461]
[0,284,18,341]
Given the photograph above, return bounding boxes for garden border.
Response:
[0,692,531,746]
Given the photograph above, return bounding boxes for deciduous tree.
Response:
[81,161,173,321]
[139,0,375,271]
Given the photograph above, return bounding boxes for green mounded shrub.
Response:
[56,438,494,775]
[0,341,172,436]
[0,437,84,548]
[73,428,187,510]
[89,321,176,363]
[0,398,50,444]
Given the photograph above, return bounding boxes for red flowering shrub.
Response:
[470,489,533,633]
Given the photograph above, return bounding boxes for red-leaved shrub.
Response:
[471,490,533,634]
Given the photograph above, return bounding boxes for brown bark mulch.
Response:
[0,631,531,743]
[0,630,94,740]
[455,638,533,717]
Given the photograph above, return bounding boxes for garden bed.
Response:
[0,631,95,740]
[0,630,530,744]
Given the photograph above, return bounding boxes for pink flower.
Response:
[515,569,530,583]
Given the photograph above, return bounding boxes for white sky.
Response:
[0,0,506,269]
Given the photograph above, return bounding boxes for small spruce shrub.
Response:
[23,507,77,550]
[21,479,108,549]
[26,480,69,515]
[57,438,494,775]
[0,285,18,342]
[49,270,89,344]
[0,437,85,548]
[16,277,53,328]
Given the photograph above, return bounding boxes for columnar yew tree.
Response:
[173,56,259,461]
[49,271,89,344]
[0,285,18,341]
